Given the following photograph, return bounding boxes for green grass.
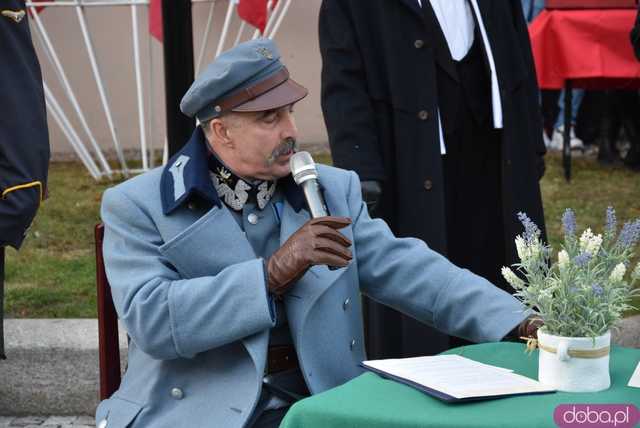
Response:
[4,162,115,317]
[4,152,640,318]
[540,154,640,314]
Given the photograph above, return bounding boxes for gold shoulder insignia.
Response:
[2,9,26,23]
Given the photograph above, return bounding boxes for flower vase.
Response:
[537,329,611,392]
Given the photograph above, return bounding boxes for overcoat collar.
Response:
[160,127,305,215]
[399,0,494,30]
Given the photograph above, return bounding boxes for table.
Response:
[280,343,640,428]
[528,9,640,181]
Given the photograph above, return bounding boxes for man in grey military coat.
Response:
[97,39,538,428]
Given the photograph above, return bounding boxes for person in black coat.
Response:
[319,0,546,359]
[0,0,50,359]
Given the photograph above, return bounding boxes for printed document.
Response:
[362,354,555,401]
[629,360,640,388]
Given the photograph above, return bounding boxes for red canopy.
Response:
[529,9,640,89]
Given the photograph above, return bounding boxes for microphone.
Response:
[289,151,328,218]
[290,152,344,270]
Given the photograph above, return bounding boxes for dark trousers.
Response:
[442,118,505,349]
[442,129,505,292]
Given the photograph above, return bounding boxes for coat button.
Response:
[98,419,107,428]
[418,110,429,120]
[343,298,351,311]
[247,213,259,225]
[414,39,424,49]
[423,180,433,191]
[174,160,182,168]
[350,339,356,351]
[171,387,184,400]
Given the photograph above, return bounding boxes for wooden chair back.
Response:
[95,223,121,400]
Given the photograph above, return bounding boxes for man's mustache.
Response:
[266,138,297,164]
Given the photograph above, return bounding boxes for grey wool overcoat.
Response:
[97,131,528,428]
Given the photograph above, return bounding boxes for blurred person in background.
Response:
[620,5,640,171]
[521,0,585,151]
[0,0,50,359]
[549,90,585,151]
[521,0,544,21]
[586,5,640,171]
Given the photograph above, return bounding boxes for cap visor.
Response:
[231,78,308,113]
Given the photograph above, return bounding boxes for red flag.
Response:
[29,0,50,15]
[149,0,163,42]
[237,0,277,34]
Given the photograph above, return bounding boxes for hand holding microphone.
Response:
[266,216,352,296]
[265,151,353,296]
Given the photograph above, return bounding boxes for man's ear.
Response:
[209,118,234,148]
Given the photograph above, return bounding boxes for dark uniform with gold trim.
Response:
[0,0,50,358]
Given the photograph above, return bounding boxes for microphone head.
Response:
[290,151,318,185]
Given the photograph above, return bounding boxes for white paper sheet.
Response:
[628,360,640,388]
[363,354,555,399]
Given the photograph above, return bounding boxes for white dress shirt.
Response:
[417,0,503,154]
[425,0,475,60]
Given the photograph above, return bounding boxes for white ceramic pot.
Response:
[537,329,611,393]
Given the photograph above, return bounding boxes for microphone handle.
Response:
[300,179,340,270]
[300,179,328,218]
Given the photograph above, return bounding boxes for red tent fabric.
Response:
[529,9,640,89]
[149,0,163,42]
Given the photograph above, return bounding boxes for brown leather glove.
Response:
[266,216,352,296]
[517,316,544,339]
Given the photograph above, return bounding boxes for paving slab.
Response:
[0,416,94,428]
[0,319,127,416]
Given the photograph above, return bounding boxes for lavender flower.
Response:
[558,250,570,269]
[579,228,603,256]
[616,219,640,249]
[591,284,604,296]
[501,267,524,289]
[609,263,626,282]
[562,208,577,239]
[517,212,540,242]
[573,252,592,267]
[605,206,617,235]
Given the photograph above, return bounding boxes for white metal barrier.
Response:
[26,0,293,181]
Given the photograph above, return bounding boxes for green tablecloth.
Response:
[280,343,640,428]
